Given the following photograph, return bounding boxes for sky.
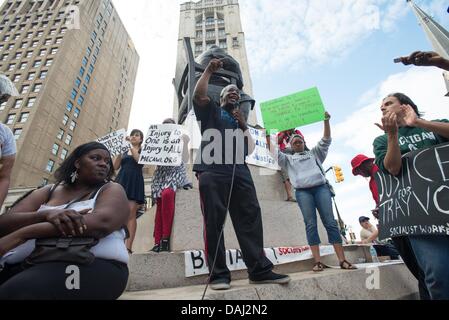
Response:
[111,0,449,238]
[2,0,448,238]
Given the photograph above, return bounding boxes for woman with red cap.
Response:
[270,112,356,272]
[277,129,303,202]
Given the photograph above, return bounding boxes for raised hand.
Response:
[206,58,224,74]
[402,104,419,127]
[375,111,398,135]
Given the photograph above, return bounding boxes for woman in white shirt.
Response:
[0,142,130,300]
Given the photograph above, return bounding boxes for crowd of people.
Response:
[0,50,448,300]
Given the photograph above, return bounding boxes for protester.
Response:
[193,58,290,290]
[373,92,449,300]
[0,75,18,209]
[0,142,130,300]
[270,112,357,272]
[150,119,192,253]
[114,129,145,254]
[277,129,303,202]
[397,51,449,71]
[358,216,400,260]
[351,155,380,219]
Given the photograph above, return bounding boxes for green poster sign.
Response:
[260,87,326,133]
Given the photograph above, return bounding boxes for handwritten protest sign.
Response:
[96,129,130,158]
[139,124,184,166]
[375,143,449,240]
[260,87,325,134]
[245,127,280,170]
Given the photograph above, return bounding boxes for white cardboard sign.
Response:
[139,124,184,166]
[245,127,280,170]
[96,129,130,158]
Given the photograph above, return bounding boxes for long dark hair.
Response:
[54,142,114,185]
[386,93,423,117]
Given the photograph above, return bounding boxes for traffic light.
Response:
[333,166,344,183]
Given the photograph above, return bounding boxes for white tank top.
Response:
[0,185,129,266]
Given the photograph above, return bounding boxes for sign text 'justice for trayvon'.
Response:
[375,143,449,239]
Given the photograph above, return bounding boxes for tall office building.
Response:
[173,0,254,123]
[0,0,139,188]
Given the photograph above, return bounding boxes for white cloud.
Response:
[240,0,446,75]
[381,0,409,32]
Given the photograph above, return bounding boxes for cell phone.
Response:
[393,58,402,63]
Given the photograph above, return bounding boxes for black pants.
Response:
[0,258,129,300]
[198,171,273,282]
[392,236,430,300]
[373,243,400,259]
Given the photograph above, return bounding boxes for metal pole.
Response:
[332,195,348,242]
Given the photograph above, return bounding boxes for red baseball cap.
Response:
[351,154,374,176]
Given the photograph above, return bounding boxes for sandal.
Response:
[286,197,296,202]
[312,262,327,272]
[340,260,357,270]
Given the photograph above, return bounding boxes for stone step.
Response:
[127,245,372,292]
[121,262,418,300]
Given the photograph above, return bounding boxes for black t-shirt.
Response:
[193,98,251,177]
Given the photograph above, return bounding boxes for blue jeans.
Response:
[295,184,342,246]
[408,235,449,300]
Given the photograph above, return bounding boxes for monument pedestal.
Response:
[134,165,330,253]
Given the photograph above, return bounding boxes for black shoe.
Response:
[249,271,291,285]
[210,278,231,291]
[150,244,160,253]
[160,239,170,252]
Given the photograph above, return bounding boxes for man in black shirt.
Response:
[193,58,290,290]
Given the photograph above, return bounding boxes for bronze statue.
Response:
[175,40,255,124]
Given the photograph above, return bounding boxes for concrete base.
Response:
[121,263,418,300]
[127,245,371,292]
[169,165,329,252]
